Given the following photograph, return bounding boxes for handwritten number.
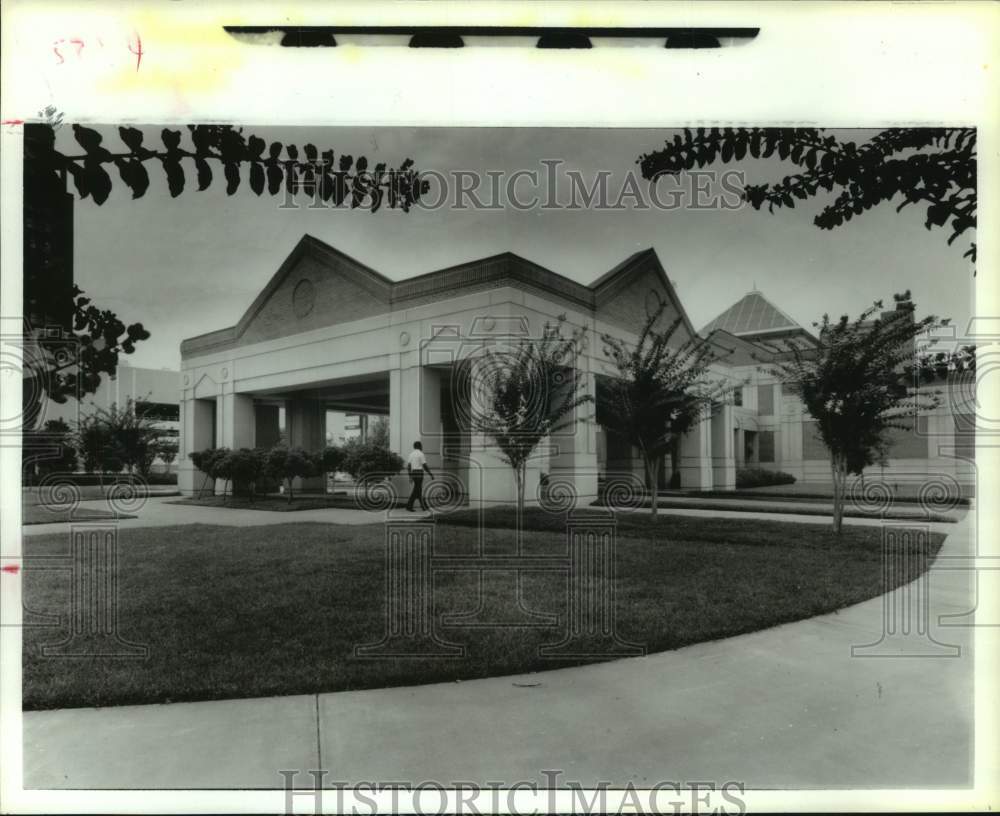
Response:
[128,32,143,71]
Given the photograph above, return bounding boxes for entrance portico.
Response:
[178,235,738,505]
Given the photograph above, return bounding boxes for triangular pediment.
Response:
[233,235,392,346]
[592,248,697,342]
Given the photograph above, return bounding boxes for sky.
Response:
[58,126,975,371]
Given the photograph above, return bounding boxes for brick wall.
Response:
[239,255,387,345]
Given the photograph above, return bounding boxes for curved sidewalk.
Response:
[21,494,964,537]
[22,513,974,790]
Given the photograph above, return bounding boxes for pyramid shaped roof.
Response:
[701,290,806,338]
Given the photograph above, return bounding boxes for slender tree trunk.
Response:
[830,454,844,535]
[287,477,294,504]
[515,463,525,521]
[645,455,659,518]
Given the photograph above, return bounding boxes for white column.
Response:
[711,403,736,490]
[217,391,255,449]
[389,365,443,496]
[547,369,599,505]
[779,389,805,480]
[679,407,713,490]
[178,397,216,495]
[213,390,255,495]
[285,397,326,491]
[466,354,523,507]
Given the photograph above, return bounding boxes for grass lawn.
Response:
[22,515,946,710]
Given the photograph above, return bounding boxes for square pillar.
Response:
[212,392,255,495]
[390,366,443,497]
[217,392,255,449]
[463,355,540,508]
[711,403,736,491]
[255,404,281,449]
[547,369,599,506]
[178,397,216,495]
[286,398,326,491]
[779,392,805,481]
[679,407,713,490]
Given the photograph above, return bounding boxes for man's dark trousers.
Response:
[406,474,427,511]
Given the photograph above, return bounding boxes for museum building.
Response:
[178,234,974,504]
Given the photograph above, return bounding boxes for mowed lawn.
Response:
[22,514,946,710]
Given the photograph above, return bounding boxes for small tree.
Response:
[340,438,404,481]
[75,415,114,479]
[190,447,227,498]
[772,297,945,534]
[600,301,734,517]
[22,418,78,484]
[228,448,266,502]
[321,445,345,477]
[212,450,236,501]
[471,316,591,518]
[73,398,162,480]
[265,446,319,504]
[367,416,390,447]
[157,439,178,474]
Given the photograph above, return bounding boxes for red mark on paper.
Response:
[51,33,140,69]
[1,119,24,126]
[128,32,143,72]
[1,564,19,575]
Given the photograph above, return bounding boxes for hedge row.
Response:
[190,440,404,501]
[735,468,797,488]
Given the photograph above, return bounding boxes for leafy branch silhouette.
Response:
[638,127,976,266]
[21,122,428,428]
[28,123,428,212]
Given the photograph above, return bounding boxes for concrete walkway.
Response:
[22,493,964,538]
[650,494,963,523]
[21,496,384,536]
[22,512,974,790]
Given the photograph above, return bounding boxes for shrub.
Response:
[340,438,404,480]
[145,472,178,485]
[227,448,267,501]
[264,446,320,503]
[321,445,345,475]
[190,447,229,497]
[22,419,78,485]
[736,468,796,488]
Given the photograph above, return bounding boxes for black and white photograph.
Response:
[1,2,998,813]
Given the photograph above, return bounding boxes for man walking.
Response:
[405,440,434,512]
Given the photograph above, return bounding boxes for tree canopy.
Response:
[771,297,947,533]
[599,301,734,515]
[471,316,591,516]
